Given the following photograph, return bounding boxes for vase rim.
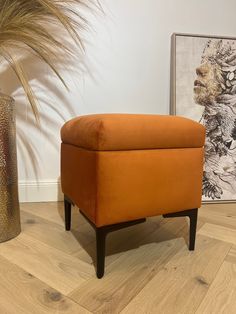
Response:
[0,92,14,103]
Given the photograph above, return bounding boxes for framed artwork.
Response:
[171,33,236,203]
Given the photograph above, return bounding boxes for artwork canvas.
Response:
[171,33,236,203]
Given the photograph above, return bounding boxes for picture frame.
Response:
[171,33,236,203]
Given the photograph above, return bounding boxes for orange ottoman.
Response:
[61,114,205,278]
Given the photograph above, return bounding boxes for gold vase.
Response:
[0,92,21,242]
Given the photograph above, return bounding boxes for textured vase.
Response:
[0,92,21,242]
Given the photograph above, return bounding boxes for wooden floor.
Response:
[0,202,236,313]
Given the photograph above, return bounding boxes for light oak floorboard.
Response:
[0,233,94,295]
[121,235,231,314]
[198,223,236,245]
[0,255,90,314]
[3,202,236,313]
[225,245,236,264]
[196,261,236,314]
[199,204,236,230]
[69,238,185,314]
[21,202,88,228]
[21,210,94,255]
[20,202,66,227]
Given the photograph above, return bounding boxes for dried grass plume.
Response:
[0,0,100,120]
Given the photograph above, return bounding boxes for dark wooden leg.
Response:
[79,210,146,278]
[163,208,198,251]
[189,208,198,250]
[96,228,107,279]
[64,196,72,231]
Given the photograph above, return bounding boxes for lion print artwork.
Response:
[174,35,236,202]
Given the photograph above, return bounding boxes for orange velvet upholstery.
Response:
[61,114,205,227]
[61,114,205,150]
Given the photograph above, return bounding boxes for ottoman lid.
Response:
[61,114,205,151]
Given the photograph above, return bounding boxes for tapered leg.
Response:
[96,228,107,279]
[79,210,146,278]
[189,208,198,250]
[64,197,72,231]
[163,208,198,251]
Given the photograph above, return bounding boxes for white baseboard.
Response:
[19,181,63,203]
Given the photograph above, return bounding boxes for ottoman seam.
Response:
[60,143,204,151]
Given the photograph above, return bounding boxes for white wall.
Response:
[2,0,236,201]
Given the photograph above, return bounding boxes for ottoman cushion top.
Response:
[61,114,205,151]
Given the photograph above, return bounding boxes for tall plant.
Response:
[0,0,100,243]
[0,0,99,120]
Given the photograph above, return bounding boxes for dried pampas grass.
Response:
[0,0,100,120]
